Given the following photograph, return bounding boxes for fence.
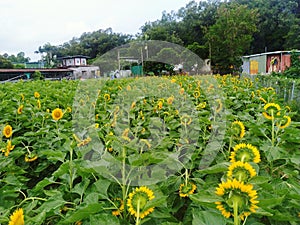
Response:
[241,74,300,103]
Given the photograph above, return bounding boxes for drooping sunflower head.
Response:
[277,115,291,129]
[8,208,24,225]
[262,103,281,120]
[37,99,41,109]
[227,161,256,182]
[127,186,155,219]
[179,182,197,198]
[112,198,124,216]
[215,99,223,113]
[52,108,63,121]
[230,143,260,164]
[231,121,245,139]
[3,125,13,138]
[17,105,24,114]
[2,140,15,157]
[25,154,38,162]
[215,179,259,220]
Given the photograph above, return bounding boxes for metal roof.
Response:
[242,50,300,58]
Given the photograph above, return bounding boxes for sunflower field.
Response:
[0,75,299,225]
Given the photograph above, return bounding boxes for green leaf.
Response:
[259,196,285,208]
[190,192,222,208]
[197,162,230,174]
[89,213,120,225]
[59,203,104,224]
[192,210,227,225]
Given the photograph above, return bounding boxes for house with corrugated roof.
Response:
[242,50,300,75]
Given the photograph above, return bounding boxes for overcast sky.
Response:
[0,0,200,61]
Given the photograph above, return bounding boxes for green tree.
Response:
[206,3,258,74]
[233,0,299,53]
[32,70,44,80]
[0,55,14,68]
[284,18,300,50]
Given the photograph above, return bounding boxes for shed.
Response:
[242,50,300,75]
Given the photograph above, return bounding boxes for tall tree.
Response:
[0,55,13,68]
[206,3,258,74]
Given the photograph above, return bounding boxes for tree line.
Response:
[1,0,300,74]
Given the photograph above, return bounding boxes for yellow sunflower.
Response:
[227,161,256,182]
[179,88,185,95]
[8,208,24,225]
[179,182,197,197]
[37,99,41,109]
[157,100,163,110]
[34,91,40,98]
[215,179,259,220]
[127,186,155,219]
[215,99,222,113]
[104,93,110,101]
[2,140,15,157]
[122,128,131,142]
[196,102,206,110]
[277,115,291,129]
[25,154,38,162]
[181,115,192,126]
[262,103,281,120]
[17,105,24,114]
[52,108,63,121]
[77,137,92,147]
[112,198,124,216]
[193,90,201,98]
[167,96,174,104]
[231,121,245,139]
[3,125,13,138]
[230,143,260,164]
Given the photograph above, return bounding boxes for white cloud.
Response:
[0,0,199,61]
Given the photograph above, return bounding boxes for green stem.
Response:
[228,135,233,160]
[122,147,127,214]
[185,168,189,186]
[233,200,240,225]
[271,110,275,147]
[136,199,141,225]
[69,141,74,192]
[240,154,246,163]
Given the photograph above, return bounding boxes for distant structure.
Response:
[242,50,300,75]
[60,55,88,67]
[58,55,100,79]
[0,55,100,82]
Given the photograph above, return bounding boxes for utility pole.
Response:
[141,47,144,76]
[117,50,120,71]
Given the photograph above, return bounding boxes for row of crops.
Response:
[0,75,299,225]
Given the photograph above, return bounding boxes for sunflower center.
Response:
[55,112,61,117]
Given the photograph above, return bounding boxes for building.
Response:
[60,55,88,67]
[0,55,100,82]
[59,55,100,79]
[242,50,300,75]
